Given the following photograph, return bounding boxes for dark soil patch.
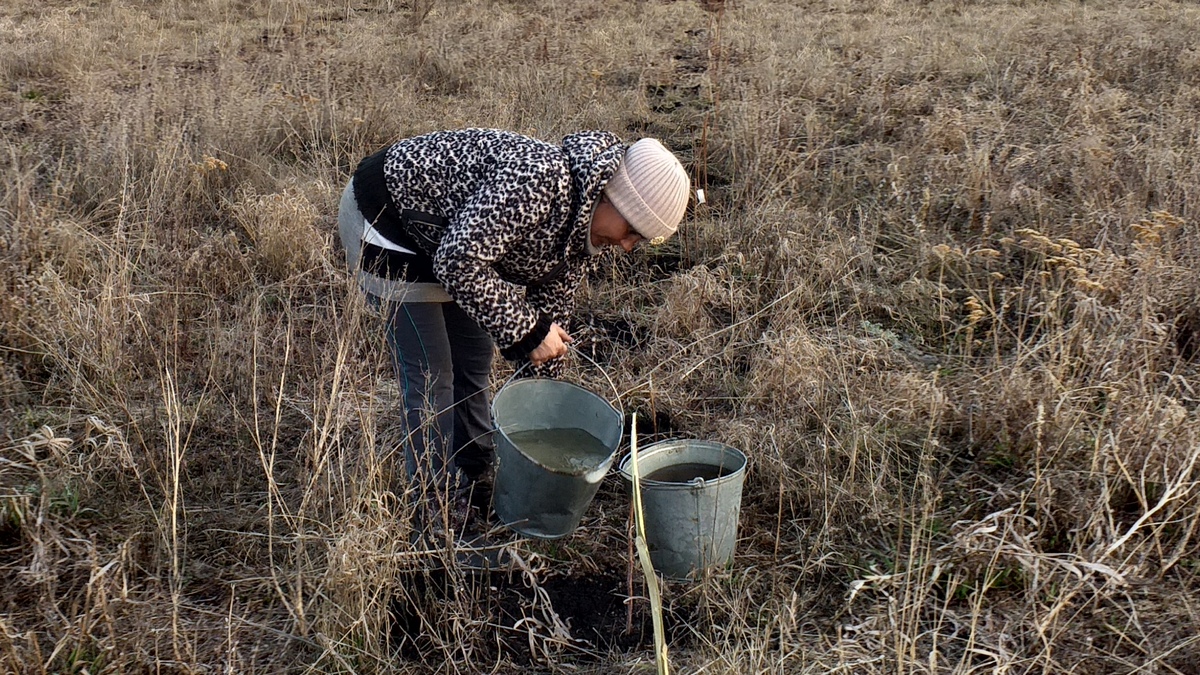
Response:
[388,568,698,665]
[577,314,647,349]
[1175,309,1200,361]
[627,408,677,440]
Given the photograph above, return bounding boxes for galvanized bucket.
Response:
[491,378,624,539]
[619,439,747,580]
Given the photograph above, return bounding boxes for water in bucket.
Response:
[504,428,612,474]
[644,462,734,483]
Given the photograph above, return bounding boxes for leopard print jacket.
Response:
[356,128,625,372]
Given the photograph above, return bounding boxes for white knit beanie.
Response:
[604,139,691,245]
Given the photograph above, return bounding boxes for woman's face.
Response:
[589,195,644,253]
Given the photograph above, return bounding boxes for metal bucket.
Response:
[491,378,624,539]
[619,439,747,580]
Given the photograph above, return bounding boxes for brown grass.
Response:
[3,0,1200,672]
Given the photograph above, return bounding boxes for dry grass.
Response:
[3,0,1200,672]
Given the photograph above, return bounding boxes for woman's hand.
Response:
[529,322,572,365]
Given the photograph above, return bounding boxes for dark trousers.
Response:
[383,300,496,498]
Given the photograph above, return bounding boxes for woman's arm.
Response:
[432,159,570,360]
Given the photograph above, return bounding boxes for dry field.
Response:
[3,0,1200,672]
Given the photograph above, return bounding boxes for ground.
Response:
[3,0,1200,673]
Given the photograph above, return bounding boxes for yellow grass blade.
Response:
[629,413,670,675]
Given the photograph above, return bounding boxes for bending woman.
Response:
[337,128,690,532]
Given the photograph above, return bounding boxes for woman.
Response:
[338,128,690,533]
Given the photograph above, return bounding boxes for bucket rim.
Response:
[617,438,747,488]
[494,375,607,398]
[492,376,624,411]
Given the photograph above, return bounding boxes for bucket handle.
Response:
[569,343,622,409]
[499,345,623,409]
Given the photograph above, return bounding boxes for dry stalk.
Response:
[629,413,670,675]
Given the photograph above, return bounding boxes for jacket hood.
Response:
[561,131,626,253]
